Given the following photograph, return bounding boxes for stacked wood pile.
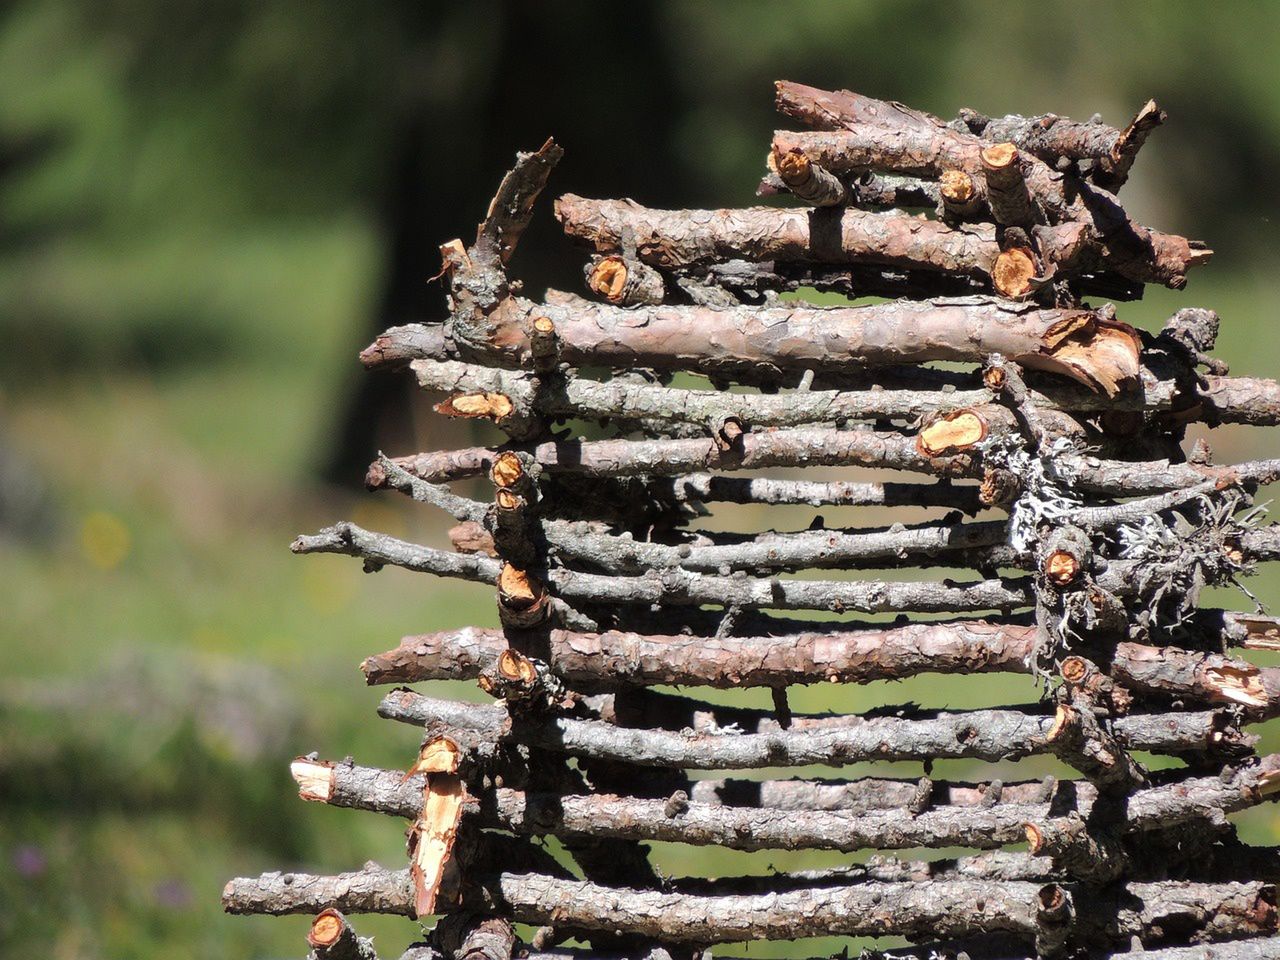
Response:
[225,82,1280,960]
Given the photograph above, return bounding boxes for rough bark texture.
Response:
[295,754,1280,857]
[224,866,1276,948]
[374,325,1280,426]
[770,82,1209,288]
[366,433,1278,496]
[377,689,1251,770]
[228,80,1280,960]
[361,622,1280,717]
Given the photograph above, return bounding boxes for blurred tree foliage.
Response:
[1,2,1278,958]
[4,1,1277,382]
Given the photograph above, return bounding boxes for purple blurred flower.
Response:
[153,878,193,909]
[12,844,47,878]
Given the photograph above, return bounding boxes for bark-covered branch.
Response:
[361,622,1280,719]
[295,512,1280,623]
[309,750,1280,832]
[414,357,1280,434]
[296,520,1034,615]
[956,100,1162,175]
[438,292,1144,397]
[377,690,1251,769]
[556,192,1194,296]
[372,424,1280,498]
[769,83,1208,288]
[293,754,1280,856]
[367,321,1280,428]
[224,865,1276,947]
[557,193,1003,278]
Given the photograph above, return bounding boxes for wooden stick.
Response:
[377,690,1253,770]
[224,866,1278,947]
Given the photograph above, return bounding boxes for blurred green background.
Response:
[3,2,1280,957]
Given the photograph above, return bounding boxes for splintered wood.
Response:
[227,81,1280,960]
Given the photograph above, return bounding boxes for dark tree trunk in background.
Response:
[323,0,684,484]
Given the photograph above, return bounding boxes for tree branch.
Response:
[298,520,1035,614]
[224,865,1276,947]
[293,754,1280,856]
[362,622,1280,720]
[376,690,1252,769]
[444,292,1143,397]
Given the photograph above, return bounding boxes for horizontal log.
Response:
[526,514,1017,576]
[417,358,997,428]
[557,193,1193,295]
[1114,641,1280,712]
[296,517,1279,620]
[780,82,1157,178]
[372,427,1280,497]
[442,292,1144,397]
[376,690,1250,769]
[293,754,1280,855]
[365,325,1280,429]
[297,759,1038,853]
[371,424,977,485]
[769,83,1209,288]
[413,358,1280,432]
[307,749,1280,837]
[297,520,1033,615]
[362,619,1030,688]
[361,622,1280,717]
[959,103,1149,164]
[224,865,1276,946]
[556,193,1003,277]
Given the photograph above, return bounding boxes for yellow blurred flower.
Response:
[81,511,131,570]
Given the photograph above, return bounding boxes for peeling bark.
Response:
[409,772,466,917]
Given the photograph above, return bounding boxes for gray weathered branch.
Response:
[377,690,1251,769]
[224,865,1276,947]
[294,754,1280,856]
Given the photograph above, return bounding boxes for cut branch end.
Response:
[916,410,988,456]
